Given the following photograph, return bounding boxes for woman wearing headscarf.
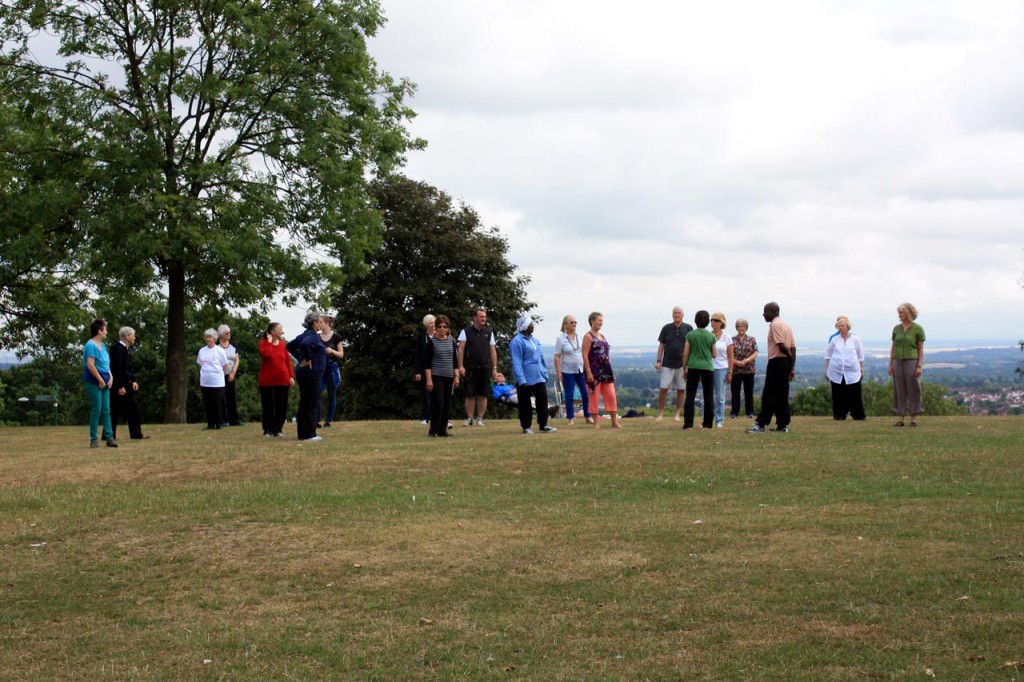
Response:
[553,314,591,425]
[825,315,866,420]
[287,312,328,441]
[889,303,926,427]
[510,315,556,435]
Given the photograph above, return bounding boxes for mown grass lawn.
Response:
[1,416,1022,680]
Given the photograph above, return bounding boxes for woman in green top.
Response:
[682,310,717,430]
[888,302,925,427]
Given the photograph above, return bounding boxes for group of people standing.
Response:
[411,300,928,436]
[197,312,345,440]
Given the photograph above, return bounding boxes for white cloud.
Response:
[292,0,1024,348]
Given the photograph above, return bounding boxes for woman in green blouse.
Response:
[888,302,925,426]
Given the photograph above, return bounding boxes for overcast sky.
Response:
[298,0,1024,349]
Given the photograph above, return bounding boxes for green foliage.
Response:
[0,0,422,420]
[792,380,968,417]
[334,176,534,419]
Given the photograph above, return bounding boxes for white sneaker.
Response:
[539,426,557,433]
[465,417,474,427]
[301,436,323,442]
[475,418,484,426]
[715,422,724,428]
[523,428,534,434]
[420,420,428,425]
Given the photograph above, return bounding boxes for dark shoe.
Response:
[773,426,789,433]
[230,421,246,426]
[746,424,766,433]
[106,439,119,448]
[220,422,229,428]
[90,439,100,448]
[894,421,904,427]
[323,422,331,428]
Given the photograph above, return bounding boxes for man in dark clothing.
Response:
[457,307,501,426]
[110,326,149,440]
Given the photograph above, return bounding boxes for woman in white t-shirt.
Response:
[197,329,231,430]
[710,312,735,428]
[553,315,591,425]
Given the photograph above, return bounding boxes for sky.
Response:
[285,0,1024,349]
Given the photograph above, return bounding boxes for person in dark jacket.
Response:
[110,326,148,440]
[287,312,329,441]
[413,314,436,425]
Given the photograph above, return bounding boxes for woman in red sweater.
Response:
[259,322,296,437]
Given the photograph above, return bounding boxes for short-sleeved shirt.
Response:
[685,328,715,371]
[766,317,795,361]
[82,339,110,384]
[891,323,925,360]
[732,334,758,375]
[554,332,585,374]
[197,345,229,388]
[712,332,733,370]
[658,322,693,369]
[457,324,496,370]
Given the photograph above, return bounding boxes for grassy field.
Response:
[1,416,1022,681]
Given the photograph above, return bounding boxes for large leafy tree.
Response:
[0,70,94,352]
[335,176,534,419]
[0,0,421,421]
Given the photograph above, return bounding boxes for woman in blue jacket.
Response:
[287,312,328,442]
[510,316,557,435]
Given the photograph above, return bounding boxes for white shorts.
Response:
[659,366,685,391]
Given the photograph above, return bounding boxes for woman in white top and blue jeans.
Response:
[710,312,735,428]
[553,315,591,425]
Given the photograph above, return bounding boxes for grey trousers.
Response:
[891,359,923,417]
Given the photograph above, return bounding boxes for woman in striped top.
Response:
[425,314,461,437]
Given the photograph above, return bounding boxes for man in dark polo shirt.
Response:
[654,306,693,422]
[457,307,501,426]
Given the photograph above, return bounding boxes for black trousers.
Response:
[429,376,454,436]
[730,373,755,417]
[516,382,549,431]
[201,386,225,428]
[420,376,432,422]
[222,377,240,424]
[684,369,714,428]
[111,388,144,439]
[260,385,290,435]
[756,358,791,429]
[830,378,866,420]
[296,375,321,440]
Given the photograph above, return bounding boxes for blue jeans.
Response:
[85,382,113,441]
[713,368,727,425]
[561,372,590,420]
[318,363,341,424]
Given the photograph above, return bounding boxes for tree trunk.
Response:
[164,264,188,423]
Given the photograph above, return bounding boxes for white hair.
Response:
[217,324,231,336]
[118,326,135,340]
